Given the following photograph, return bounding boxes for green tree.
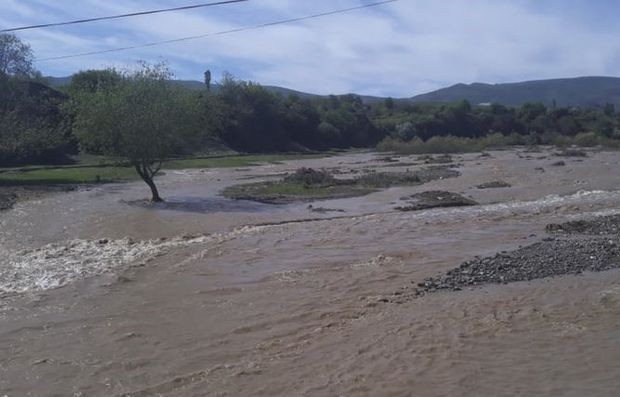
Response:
[603,103,615,117]
[384,97,395,113]
[72,62,201,201]
[0,33,36,77]
[67,69,122,95]
[204,69,212,92]
[214,74,289,151]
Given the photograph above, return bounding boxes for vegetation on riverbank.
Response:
[377,131,620,155]
[3,33,620,198]
[222,166,459,203]
[0,153,328,186]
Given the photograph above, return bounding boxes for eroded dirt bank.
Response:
[2,148,620,396]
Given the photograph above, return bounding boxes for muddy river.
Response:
[1,148,620,396]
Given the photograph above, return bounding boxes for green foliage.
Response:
[67,69,122,95]
[0,165,136,185]
[204,70,212,91]
[72,63,202,159]
[213,74,290,152]
[0,153,326,186]
[377,133,529,154]
[70,61,205,200]
[0,77,74,166]
[0,33,36,77]
[3,32,620,172]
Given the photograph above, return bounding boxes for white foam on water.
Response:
[2,190,619,296]
[0,235,209,294]
[0,224,269,295]
[397,190,620,223]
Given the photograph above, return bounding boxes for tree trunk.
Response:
[145,177,163,202]
[135,165,163,202]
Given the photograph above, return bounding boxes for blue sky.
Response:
[1,0,620,97]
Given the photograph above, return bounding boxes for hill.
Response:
[409,76,620,108]
[44,76,320,99]
[44,75,385,103]
[45,75,620,108]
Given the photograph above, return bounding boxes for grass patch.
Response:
[223,166,460,204]
[223,181,376,204]
[164,153,325,170]
[0,153,329,186]
[0,166,137,185]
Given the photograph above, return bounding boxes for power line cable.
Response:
[35,0,398,62]
[0,0,249,33]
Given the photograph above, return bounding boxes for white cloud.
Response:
[1,0,619,96]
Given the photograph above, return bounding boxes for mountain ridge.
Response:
[409,76,620,108]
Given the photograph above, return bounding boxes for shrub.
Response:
[574,132,600,147]
[354,171,420,188]
[283,167,336,185]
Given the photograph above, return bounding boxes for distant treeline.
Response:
[373,99,620,153]
[2,70,620,166]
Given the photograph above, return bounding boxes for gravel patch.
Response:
[0,192,17,211]
[417,237,620,293]
[369,215,620,304]
[546,214,620,235]
[416,215,620,294]
[556,149,587,157]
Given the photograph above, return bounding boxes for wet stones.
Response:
[412,215,620,296]
[417,237,620,294]
[556,149,587,157]
[396,191,477,211]
[476,181,512,189]
[307,205,345,213]
[0,192,17,211]
[545,214,620,235]
[420,154,453,164]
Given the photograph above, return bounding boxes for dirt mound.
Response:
[396,191,477,211]
[476,181,511,189]
[283,168,336,185]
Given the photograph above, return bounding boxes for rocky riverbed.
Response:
[546,214,620,235]
[416,214,620,294]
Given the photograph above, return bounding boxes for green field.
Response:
[0,153,329,186]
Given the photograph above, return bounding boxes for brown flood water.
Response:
[1,148,620,396]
